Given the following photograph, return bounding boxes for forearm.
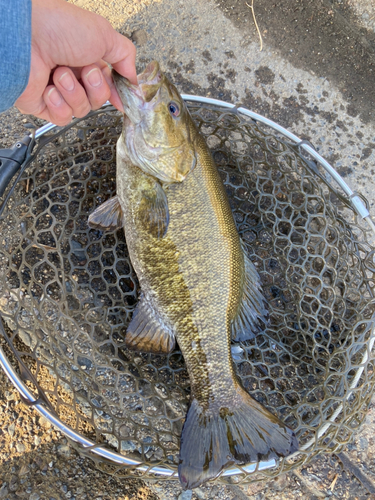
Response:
[0,0,31,113]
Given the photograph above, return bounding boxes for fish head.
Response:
[113,61,197,183]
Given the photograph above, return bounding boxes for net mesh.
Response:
[0,103,375,484]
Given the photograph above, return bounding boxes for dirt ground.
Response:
[1,0,375,499]
[216,0,375,124]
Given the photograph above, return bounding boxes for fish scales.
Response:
[88,61,298,490]
[117,133,243,407]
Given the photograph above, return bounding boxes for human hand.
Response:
[15,0,137,126]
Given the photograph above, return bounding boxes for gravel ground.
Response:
[0,359,158,500]
[1,0,375,499]
[347,0,375,31]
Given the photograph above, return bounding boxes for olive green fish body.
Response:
[89,61,298,489]
[117,132,242,407]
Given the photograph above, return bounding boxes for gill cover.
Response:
[113,61,197,184]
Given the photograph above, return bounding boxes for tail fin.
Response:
[178,390,298,490]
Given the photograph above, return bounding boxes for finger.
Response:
[100,64,124,112]
[32,1,138,83]
[17,101,62,126]
[87,61,124,112]
[80,64,111,110]
[101,28,137,85]
[15,50,51,118]
[53,67,91,118]
[43,85,73,126]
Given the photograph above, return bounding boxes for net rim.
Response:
[0,96,375,480]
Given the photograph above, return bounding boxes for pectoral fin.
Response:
[231,239,269,342]
[126,296,175,354]
[88,196,123,231]
[138,181,169,239]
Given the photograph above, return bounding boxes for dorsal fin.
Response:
[231,239,269,342]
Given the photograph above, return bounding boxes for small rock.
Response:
[358,437,368,451]
[5,391,15,401]
[16,443,26,453]
[29,494,40,500]
[9,476,19,492]
[39,416,51,429]
[19,330,35,349]
[270,474,289,491]
[19,464,29,476]
[8,423,15,437]
[0,484,8,499]
[57,444,71,457]
[34,436,41,446]
[194,488,206,499]
[131,29,148,46]
[178,491,192,500]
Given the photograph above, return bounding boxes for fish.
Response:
[88,61,298,489]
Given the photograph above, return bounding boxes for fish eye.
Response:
[168,101,180,118]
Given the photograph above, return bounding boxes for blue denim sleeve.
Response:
[0,0,32,113]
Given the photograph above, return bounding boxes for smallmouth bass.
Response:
[88,61,298,489]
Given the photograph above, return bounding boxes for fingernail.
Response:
[48,87,62,106]
[87,68,103,88]
[58,72,75,91]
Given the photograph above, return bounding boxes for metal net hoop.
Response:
[0,98,375,484]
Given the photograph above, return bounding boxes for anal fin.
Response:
[126,296,175,354]
[231,239,269,342]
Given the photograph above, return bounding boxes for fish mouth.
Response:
[137,60,161,87]
[113,61,164,118]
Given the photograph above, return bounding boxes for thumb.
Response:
[102,29,137,85]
